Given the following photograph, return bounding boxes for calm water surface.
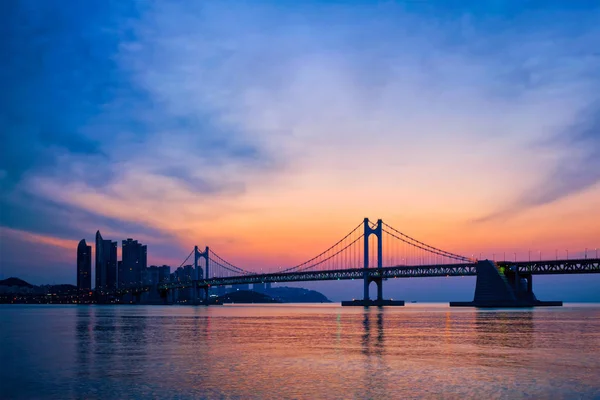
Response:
[1,303,599,399]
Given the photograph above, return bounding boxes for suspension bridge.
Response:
[147,218,599,307]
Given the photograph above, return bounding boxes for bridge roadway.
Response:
[160,258,600,291]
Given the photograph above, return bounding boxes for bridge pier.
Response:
[376,278,383,301]
[450,260,562,308]
[343,218,404,307]
[194,286,202,305]
[160,289,172,305]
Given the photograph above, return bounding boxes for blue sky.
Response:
[1,0,599,300]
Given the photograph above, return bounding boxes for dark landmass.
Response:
[0,278,80,304]
[215,287,331,304]
[267,286,331,303]
[0,277,34,288]
[1,277,331,305]
[43,284,77,292]
[217,290,281,304]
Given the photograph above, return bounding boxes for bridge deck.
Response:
[159,258,599,291]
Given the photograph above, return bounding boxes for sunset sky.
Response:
[1,1,599,299]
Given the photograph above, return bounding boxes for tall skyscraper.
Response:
[107,240,117,290]
[158,265,171,283]
[95,231,117,292]
[76,239,92,293]
[121,238,148,287]
[117,261,123,287]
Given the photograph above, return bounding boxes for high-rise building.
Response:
[142,265,171,286]
[158,265,171,283]
[95,231,117,292]
[171,265,199,283]
[76,239,92,293]
[117,261,123,287]
[107,241,117,289]
[121,238,148,287]
[143,265,160,285]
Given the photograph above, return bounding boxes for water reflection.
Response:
[474,311,534,349]
[117,308,149,377]
[3,304,600,399]
[75,307,92,381]
[361,308,388,399]
[361,308,385,356]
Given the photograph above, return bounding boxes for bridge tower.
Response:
[363,218,383,301]
[194,246,209,305]
[343,218,404,306]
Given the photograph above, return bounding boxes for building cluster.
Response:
[76,231,175,295]
[75,231,270,303]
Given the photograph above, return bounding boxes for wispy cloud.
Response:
[1,1,599,282]
[475,96,600,223]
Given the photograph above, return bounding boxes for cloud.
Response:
[0,1,284,264]
[0,227,77,251]
[475,98,600,223]
[127,2,600,220]
[2,1,600,283]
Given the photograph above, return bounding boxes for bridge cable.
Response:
[177,249,195,270]
[382,222,471,262]
[208,249,255,275]
[280,221,364,273]
[382,229,470,263]
[293,234,365,273]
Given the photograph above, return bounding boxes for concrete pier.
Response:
[450,260,562,308]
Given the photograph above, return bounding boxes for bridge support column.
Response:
[450,260,562,308]
[343,218,403,307]
[193,246,210,305]
[195,286,202,305]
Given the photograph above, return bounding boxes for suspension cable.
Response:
[293,234,365,273]
[382,229,470,263]
[208,258,251,276]
[280,221,364,273]
[177,249,195,269]
[382,222,470,261]
[208,249,254,275]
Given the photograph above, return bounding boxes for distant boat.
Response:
[410,301,417,303]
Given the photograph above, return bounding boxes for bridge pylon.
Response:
[194,246,210,305]
[343,218,404,307]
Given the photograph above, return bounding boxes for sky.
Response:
[1,0,599,300]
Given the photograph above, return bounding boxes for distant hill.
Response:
[218,290,280,304]
[41,284,77,293]
[268,286,331,303]
[0,277,34,288]
[217,287,331,304]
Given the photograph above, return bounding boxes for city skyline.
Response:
[3,3,600,400]
[1,1,599,299]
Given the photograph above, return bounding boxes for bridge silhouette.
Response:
[132,218,598,307]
